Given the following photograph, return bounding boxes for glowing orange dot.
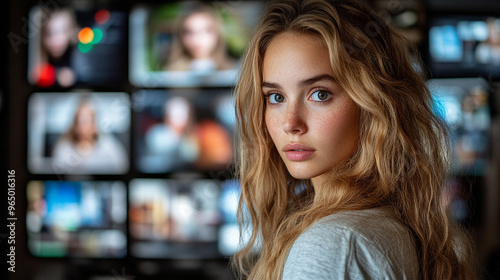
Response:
[78,27,94,44]
[95,9,110,24]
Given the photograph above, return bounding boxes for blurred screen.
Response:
[133,89,234,173]
[218,179,252,256]
[28,92,130,175]
[442,178,474,224]
[428,15,500,78]
[129,1,265,87]
[129,178,237,259]
[429,78,491,175]
[27,6,127,88]
[26,181,127,258]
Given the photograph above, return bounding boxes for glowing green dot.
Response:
[78,42,93,53]
[92,28,103,44]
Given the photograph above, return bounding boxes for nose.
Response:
[283,102,307,135]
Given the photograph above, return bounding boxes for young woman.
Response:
[232,0,477,279]
[30,8,79,87]
[52,100,128,174]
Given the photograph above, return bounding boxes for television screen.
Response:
[133,89,234,174]
[129,178,244,259]
[26,180,127,258]
[27,6,127,88]
[218,179,251,256]
[425,0,500,13]
[428,15,500,78]
[28,92,130,175]
[129,1,265,87]
[442,178,474,224]
[428,77,491,175]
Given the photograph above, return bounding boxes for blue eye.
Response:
[310,90,331,101]
[268,93,285,104]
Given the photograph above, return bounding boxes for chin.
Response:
[285,167,317,181]
[288,174,310,180]
[285,162,334,182]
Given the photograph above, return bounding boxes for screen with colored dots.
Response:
[27,7,127,88]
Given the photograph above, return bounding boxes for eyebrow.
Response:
[262,74,337,89]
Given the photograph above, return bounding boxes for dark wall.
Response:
[1,1,10,280]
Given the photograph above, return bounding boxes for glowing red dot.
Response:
[95,9,110,25]
[37,64,56,87]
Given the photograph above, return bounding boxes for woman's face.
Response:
[263,32,359,187]
[43,12,74,59]
[165,97,191,133]
[74,104,96,142]
[181,12,219,59]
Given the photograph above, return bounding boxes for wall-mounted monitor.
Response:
[129,1,265,87]
[27,6,127,88]
[26,180,127,258]
[129,178,244,259]
[28,92,130,175]
[428,15,500,79]
[428,77,491,175]
[133,89,234,173]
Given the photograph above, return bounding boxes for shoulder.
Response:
[146,124,172,140]
[98,134,120,145]
[313,207,410,247]
[282,207,419,280]
[52,138,73,154]
[96,134,126,154]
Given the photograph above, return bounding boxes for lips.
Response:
[283,143,315,161]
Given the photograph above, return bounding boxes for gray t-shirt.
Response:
[282,207,419,279]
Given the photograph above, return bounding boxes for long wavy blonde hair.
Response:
[233,0,477,279]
